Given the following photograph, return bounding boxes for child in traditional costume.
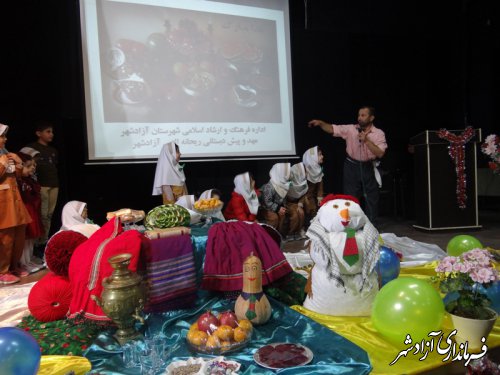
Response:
[224,172,260,222]
[303,194,380,316]
[17,147,45,273]
[257,163,291,234]
[0,124,32,284]
[302,146,324,225]
[152,142,188,204]
[284,162,308,240]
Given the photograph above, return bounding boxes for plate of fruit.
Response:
[193,198,224,216]
[253,343,313,370]
[186,310,253,354]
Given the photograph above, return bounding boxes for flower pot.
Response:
[449,308,497,351]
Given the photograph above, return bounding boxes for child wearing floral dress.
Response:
[17,147,45,273]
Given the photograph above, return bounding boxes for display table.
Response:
[83,296,372,374]
[292,262,500,375]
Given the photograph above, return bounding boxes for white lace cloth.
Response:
[0,282,35,327]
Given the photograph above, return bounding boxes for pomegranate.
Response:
[219,310,239,328]
[197,310,220,334]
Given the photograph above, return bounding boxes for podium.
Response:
[410,129,482,230]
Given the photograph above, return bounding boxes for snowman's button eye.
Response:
[333,204,339,209]
[345,201,351,206]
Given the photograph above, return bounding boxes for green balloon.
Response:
[446,235,483,256]
[372,277,444,346]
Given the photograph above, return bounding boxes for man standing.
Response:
[308,107,387,224]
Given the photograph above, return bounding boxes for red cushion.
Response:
[45,230,88,277]
[28,272,72,322]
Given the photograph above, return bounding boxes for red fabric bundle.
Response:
[28,272,72,322]
[45,230,88,277]
[67,218,149,321]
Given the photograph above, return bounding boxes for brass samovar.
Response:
[92,253,145,345]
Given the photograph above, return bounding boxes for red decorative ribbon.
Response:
[437,127,475,209]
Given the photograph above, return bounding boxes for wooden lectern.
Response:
[410,129,482,230]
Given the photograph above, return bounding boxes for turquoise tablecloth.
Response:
[84,296,371,374]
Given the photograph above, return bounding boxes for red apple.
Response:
[197,310,220,334]
[219,310,238,328]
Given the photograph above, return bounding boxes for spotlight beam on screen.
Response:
[79,0,295,162]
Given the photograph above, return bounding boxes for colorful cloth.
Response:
[143,234,197,312]
[201,221,292,291]
[17,314,103,356]
[264,271,307,306]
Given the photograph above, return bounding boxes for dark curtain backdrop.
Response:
[1,0,498,232]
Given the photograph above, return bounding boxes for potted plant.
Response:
[434,248,499,350]
[481,134,500,174]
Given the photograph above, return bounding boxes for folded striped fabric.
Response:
[143,234,197,312]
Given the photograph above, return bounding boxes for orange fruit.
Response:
[233,327,248,342]
[190,330,208,346]
[220,340,232,351]
[189,322,199,331]
[187,329,197,342]
[215,325,234,341]
[205,334,221,349]
[237,319,253,332]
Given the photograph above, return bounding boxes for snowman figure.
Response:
[303,194,380,316]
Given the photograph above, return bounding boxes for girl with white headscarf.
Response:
[224,172,259,222]
[60,200,100,237]
[152,142,188,204]
[284,162,308,239]
[302,146,325,223]
[257,163,291,233]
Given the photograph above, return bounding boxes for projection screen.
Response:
[79,0,295,161]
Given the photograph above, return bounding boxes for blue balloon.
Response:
[0,327,41,375]
[377,246,400,287]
